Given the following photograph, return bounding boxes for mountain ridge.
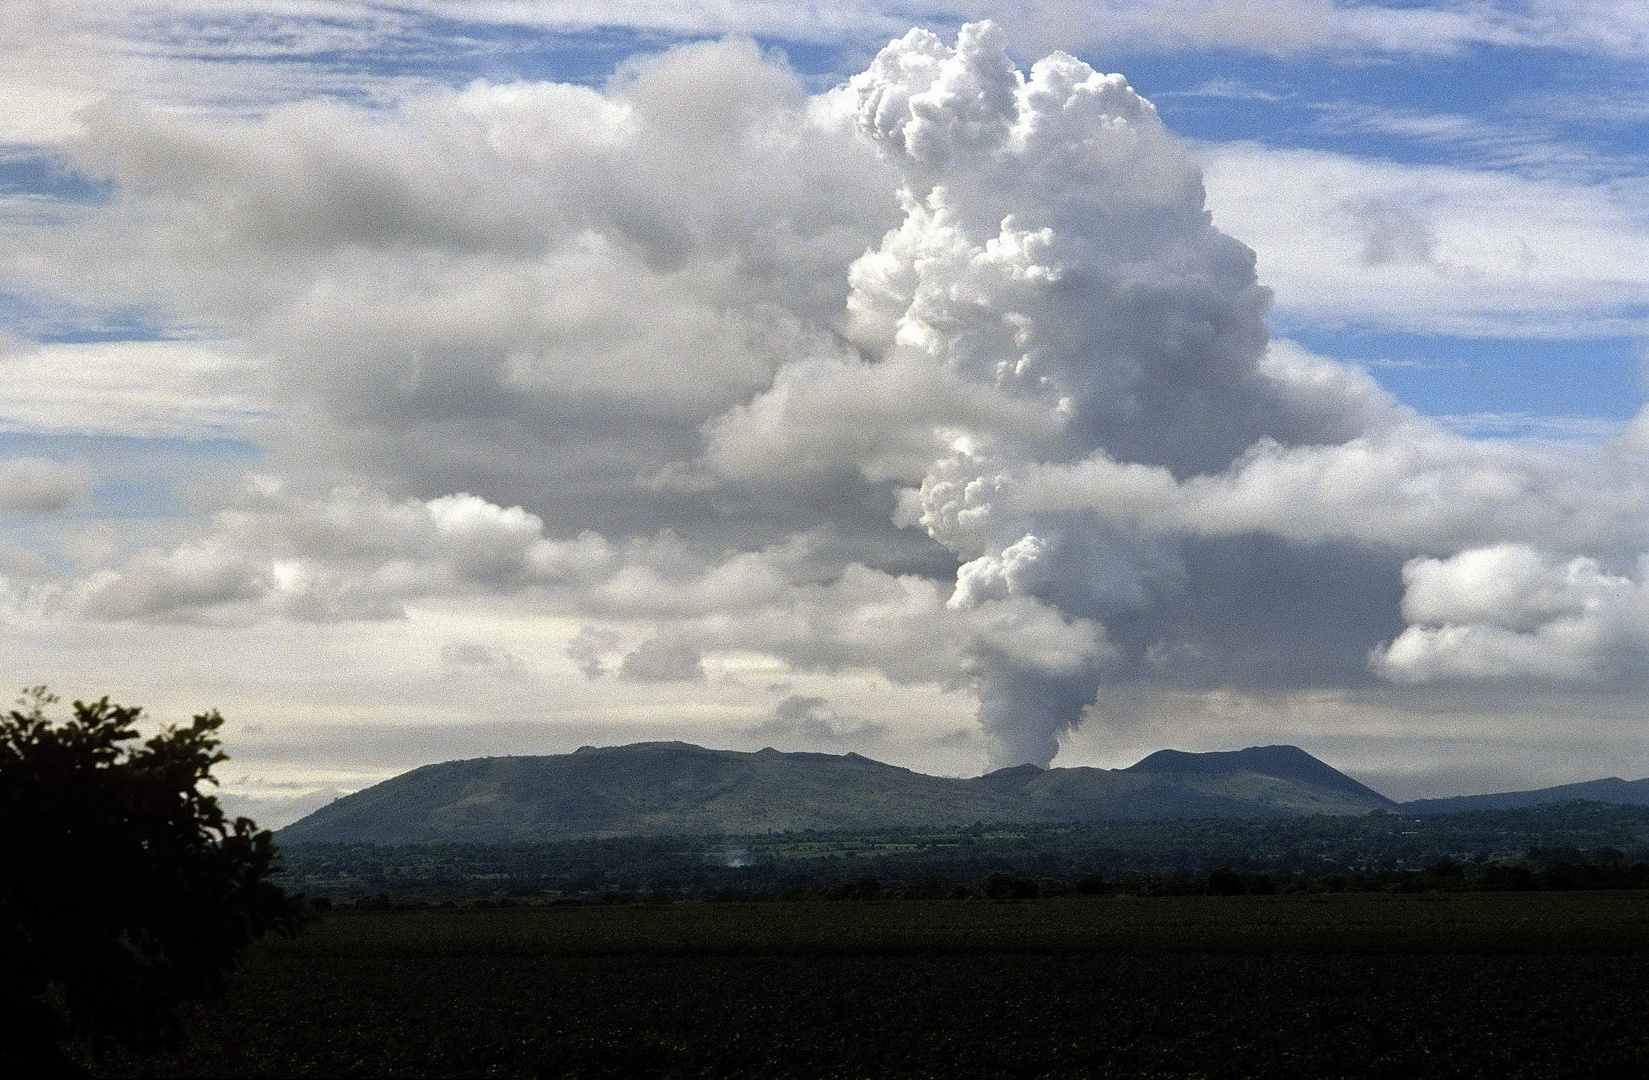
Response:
[1406,776,1649,815]
[276,740,1398,844]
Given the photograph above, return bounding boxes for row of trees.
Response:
[274,803,1649,903]
[317,856,1649,909]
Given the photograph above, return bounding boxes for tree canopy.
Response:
[0,688,305,1075]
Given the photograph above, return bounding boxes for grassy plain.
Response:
[96,892,1649,1079]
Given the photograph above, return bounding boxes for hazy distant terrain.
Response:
[274,801,1649,903]
[1408,777,1649,814]
[276,743,1397,844]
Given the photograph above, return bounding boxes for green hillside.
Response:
[276,742,1396,844]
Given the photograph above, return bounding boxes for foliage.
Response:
[0,688,306,1075]
[275,800,1649,902]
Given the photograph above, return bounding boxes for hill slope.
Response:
[276,742,1397,844]
[1406,776,1649,814]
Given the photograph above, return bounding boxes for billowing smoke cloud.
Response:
[696,22,1649,761]
[30,22,1649,770]
[717,22,1360,760]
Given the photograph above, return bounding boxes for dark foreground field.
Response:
[95,893,1649,1079]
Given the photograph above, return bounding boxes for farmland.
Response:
[91,891,1649,1078]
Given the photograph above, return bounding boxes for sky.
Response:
[1,1,1646,826]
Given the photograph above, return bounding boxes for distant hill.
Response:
[1128,745,1384,802]
[1406,777,1649,815]
[275,741,1397,844]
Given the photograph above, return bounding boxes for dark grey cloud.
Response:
[749,693,889,749]
[0,456,92,514]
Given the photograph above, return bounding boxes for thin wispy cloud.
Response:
[1307,100,1648,181]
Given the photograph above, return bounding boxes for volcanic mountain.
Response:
[276,742,1398,844]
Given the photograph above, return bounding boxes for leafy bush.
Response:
[0,689,306,1075]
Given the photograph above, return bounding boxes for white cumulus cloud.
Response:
[1374,545,1649,683]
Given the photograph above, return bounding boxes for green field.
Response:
[90,892,1649,1078]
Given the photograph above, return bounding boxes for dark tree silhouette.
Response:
[0,688,306,1076]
